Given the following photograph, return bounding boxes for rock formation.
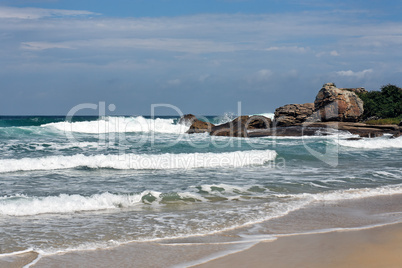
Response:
[314,83,364,122]
[210,116,248,137]
[185,115,271,137]
[273,103,315,127]
[247,115,272,129]
[183,82,400,138]
[178,114,197,126]
[186,119,215,134]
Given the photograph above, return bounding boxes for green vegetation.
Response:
[357,84,402,121]
[364,117,401,125]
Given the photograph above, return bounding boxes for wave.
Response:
[276,184,402,202]
[337,135,402,149]
[42,116,188,134]
[0,150,277,173]
[0,184,268,216]
[0,192,154,216]
[211,113,275,125]
[3,183,402,217]
[251,113,275,120]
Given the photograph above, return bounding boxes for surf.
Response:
[0,149,277,173]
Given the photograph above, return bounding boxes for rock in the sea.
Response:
[314,82,364,122]
[210,116,248,137]
[186,119,215,134]
[178,114,197,126]
[247,115,272,129]
[399,120,402,127]
[273,103,315,127]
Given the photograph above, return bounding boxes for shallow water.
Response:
[0,115,401,263]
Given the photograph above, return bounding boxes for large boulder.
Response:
[210,116,248,137]
[314,83,364,122]
[247,115,272,129]
[186,119,215,134]
[274,103,315,127]
[178,114,197,126]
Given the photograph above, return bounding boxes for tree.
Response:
[357,84,402,119]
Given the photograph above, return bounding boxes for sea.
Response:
[0,114,402,267]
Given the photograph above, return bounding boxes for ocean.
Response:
[0,115,402,267]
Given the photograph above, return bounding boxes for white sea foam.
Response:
[278,184,402,202]
[251,113,275,120]
[0,192,149,216]
[42,116,188,134]
[0,183,269,217]
[337,135,402,149]
[0,150,277,173]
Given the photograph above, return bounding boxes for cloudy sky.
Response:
[1,0,401,115]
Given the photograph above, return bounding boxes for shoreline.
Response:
[10,193,402,268]
[12,221,402,268]
[193,222,402,268]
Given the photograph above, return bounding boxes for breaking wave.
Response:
[337,135,402,149]
[0,150,277,173]
[42,116,188,134]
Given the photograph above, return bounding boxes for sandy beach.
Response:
[195,223,402,268]
[3,222,402,268]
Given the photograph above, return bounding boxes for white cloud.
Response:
[336,69,373,79]
[0,6,97,19]
[246,69,273,85]
[167,79,181,86]
[21,38,240,54]
[198,74,210,82]
[21,41,73,50]
[330,50,339,56]
[257,69,273,78]
[264,46,308,53]
[316,50,340,57]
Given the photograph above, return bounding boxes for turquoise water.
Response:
[0,115,401,256]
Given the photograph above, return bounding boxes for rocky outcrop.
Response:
[210,116,248,137]
[274,103,315,127]
[178,114,197,126]
[249,122,401,138]
[185,115,271,137]
[183,82,399,138]
[314,83,364,122]
[247,115,272,129]
[186,119,215,134]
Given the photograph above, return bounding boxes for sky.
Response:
[1,0,402,116]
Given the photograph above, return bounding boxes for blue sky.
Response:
[1,0,402,115]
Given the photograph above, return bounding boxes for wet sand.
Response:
[18,223,402,268]
[0,251,38,268]
[194,223,402,268]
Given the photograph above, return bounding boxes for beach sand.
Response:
[17,223,402,268]
[194,223,402,268]
[0,251,38,268]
